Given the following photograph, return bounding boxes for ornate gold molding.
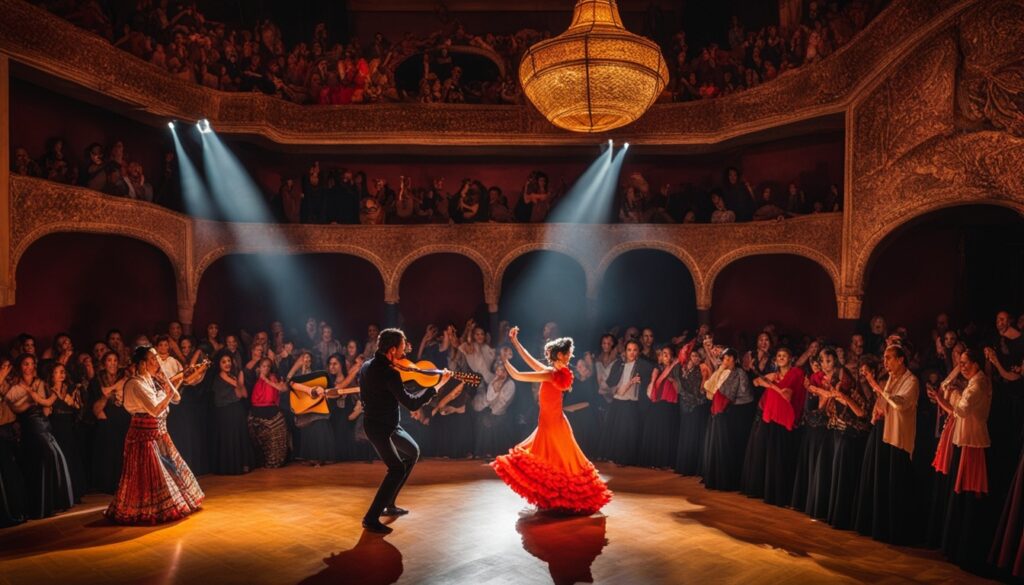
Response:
[7,176,845,321]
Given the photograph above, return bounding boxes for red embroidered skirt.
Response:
[105,414,204,524]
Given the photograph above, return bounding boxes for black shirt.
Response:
[359,352,437,428]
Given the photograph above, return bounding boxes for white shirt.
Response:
[461,342,496,385]
[879,368,919,457]
[157,354,183,381]
[473,377,515,416]
[949,371,991,448]
[613,361,638,401]
[123,374,170,416]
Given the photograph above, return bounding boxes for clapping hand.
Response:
[509,326,520,343]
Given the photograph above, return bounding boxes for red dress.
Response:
[491,367,613,514]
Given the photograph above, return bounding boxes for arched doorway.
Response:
[0,233,178,346]
[194,253,385,343]
[596,249,698,344]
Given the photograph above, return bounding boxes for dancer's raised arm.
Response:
[504,360,554,384]
[509,326,547,372]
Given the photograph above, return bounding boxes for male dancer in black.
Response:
[359,328,451,534]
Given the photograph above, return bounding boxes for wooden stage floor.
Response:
[0,460,995,585]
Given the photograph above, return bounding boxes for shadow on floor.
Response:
[517,512,608,585]
[297,531,404,585]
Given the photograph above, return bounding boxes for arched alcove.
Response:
[498,251,588,349]
[862,205,1024,346]
[711,254,841,348]
[193,253,385,342]
[596,249,698,342]
[0,233,178,346]
[398,253,487,341]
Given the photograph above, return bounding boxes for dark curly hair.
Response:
[544,337,574,364]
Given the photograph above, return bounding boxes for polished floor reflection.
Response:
[0,460,993,584]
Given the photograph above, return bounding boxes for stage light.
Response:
[196,119,211,134]
[624,142,630,149]
[168,121,175,130]
[608,139,613,147]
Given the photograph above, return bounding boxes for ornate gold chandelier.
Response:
[519,0,669,133]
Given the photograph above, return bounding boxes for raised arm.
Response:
[509,326,546,372]
[504,360,554,384]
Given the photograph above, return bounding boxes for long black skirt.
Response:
[702,402,755,491]
[989,443,1024,579]
[17,411,73,520]
[854,423,886,536]
[806,425,836,520]
[600,400,640,466]
[763,421,799,507]
[430,411,475,459]
[211,401,253,475]
[827,429,867,530]
[859,439,915,544]
[926,464,952,548]
[791,424,828,513]
[330,401,359,461]
[941,445,997,572]
[167,386,209,475]
[296,416,336,463]
[91,405,130,494]
[637,402,679,469]
[0,424,26,527]
[674,405,709,476]
[740,413,767,498]
[48,412,85,504]
[565,406,599,458]
[474,411,515,459]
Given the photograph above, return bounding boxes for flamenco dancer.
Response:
[106,346,204,524]
[491,327,613,515]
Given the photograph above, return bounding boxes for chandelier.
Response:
[519,0,669,133]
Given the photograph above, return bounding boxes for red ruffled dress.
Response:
[491,367,612,514]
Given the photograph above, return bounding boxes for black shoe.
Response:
[361,519,393,534]
[381,506,409,517]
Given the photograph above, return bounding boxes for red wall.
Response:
[397,254,487,342]
[0,233,178,351]
[710,254,847,347]
[10,79,169,184]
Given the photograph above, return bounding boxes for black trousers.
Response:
[364,421,420,521]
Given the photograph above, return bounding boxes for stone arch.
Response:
[492,244,593,305]
[703,245,841,309]
[12,223,188,306]
[193,244,389,303]
[849,199,1024,298]
[596,241,704,302]
[388,246,493,304]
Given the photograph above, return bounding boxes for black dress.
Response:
[600,359,652,466]
[167,358,210,475]
[941,445,997,572]
[210,376,253,474]
[430,380,475,459]
[854,420,887,537]
[792,374,831,517]
[0,418,26,527]
[90,377,131,494]
[637,369,680,469]
[333,395,375,462]
[16,399,73,519]
[739,413,767,498]
[674,366,709,476]
[48,390,86,503]
[825,382,871,530]
[702,368,756,491]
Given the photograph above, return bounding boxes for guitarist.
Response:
[359,328,451,534]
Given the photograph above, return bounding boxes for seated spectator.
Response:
[12,148,41,177]
[710,191,736,223]
[753,187,787,221]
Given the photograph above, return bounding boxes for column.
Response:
[0,55,12,307]
[384,301,400,328]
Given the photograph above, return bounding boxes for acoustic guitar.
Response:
[392,358,482,388]
[289,370,361,415]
